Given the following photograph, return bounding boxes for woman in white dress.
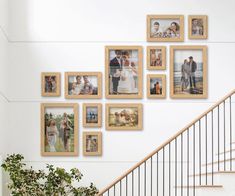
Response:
[118,51,138,94]
[46,119,59,152]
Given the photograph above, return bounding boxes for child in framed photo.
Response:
[83,132,102,156]
[65,72,102,99]
[83,103,102,128]
[105,46,143,99]
[188,15,208,39]
[147,15,184,42]
[147,46,166,70]
[147,74,166,98]
[41,72,61,97]
[170,46,207,99]
[41,103,78,156]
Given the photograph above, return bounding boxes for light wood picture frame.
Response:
[83,132,102,156]
[65,72,102,99]
[147,74,166,99]
[106,103,143,130]
[83,103,102,128]
[41,72,61,97]
[170,45,208,99]
[41,103,79,156]
[147,46,166,70]
[147,15,184,42]
[188,15,208,39]
[105,46,143,99]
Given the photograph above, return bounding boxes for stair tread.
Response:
[175,185,223,189]
[189,171,235,177]
[216,148,235,155]
[202,157,235,166]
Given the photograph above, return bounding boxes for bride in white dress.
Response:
[118,51,138,94]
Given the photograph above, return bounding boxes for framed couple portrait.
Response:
[147,74,166,99]
[41,103,78,156]
[188,15,208,39]
[170,45,208,99]
[105,46,143,99]
[83,132,102,156]
[147,46,166,70]
[41,72,61,97]
[65,72,102,99]
[147,15,184,42]
[83,103,102,128]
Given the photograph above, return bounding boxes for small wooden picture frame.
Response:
[106,103,143,131]
[83,103,102,128]
[65,72,102,99]
[41,103,79,156]
[41,72,61,97]
[147,46,166,70]
[147,74,166,99]
[188,15,208,39]
[147,15,184,42]
[83,132,102,156]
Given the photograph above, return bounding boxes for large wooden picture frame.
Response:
[83,132,102,156]
[41,72,61,97]
[83,103,102,128]
[147,46,166,70]
[41,103,78,156]
[147,74,166,99]
[188,15,208,39]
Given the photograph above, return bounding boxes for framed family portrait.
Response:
[147,74,166,99]
[147,15,184,42]
[83,103,102,128]
[105,46,143,99]
[83,132,102,156]
[106,104,143,130]
[147,46,166,70]
[65,72,102,99]
[41,72,61,97]
[188,15,208,39]
[41,103,78,156]
[170,45,207,99]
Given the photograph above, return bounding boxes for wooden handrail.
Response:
[97,89,235,195]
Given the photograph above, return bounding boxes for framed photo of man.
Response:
[147,15,184,42]
[41,103,78,156]
[147,46,166,70]
[65,72,102,99]
[105,46,143,99]
[41,72,61,97]
[170,46,207,99]
[188,15,208,39]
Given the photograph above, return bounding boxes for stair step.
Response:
[216,148,235,155]
[175,185,223,189]
[202,157,235,166]
[189,171,235,177]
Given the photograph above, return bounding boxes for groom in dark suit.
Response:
[189,56,197,89]
[109,50,122,94]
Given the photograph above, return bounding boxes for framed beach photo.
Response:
[105,46,143,99]
[65,72,102,99]
[83,132,102,156]
[147,15,184,42]
[41,103,78,156]
[106,104,143,130]
[147,46,166,70]
[170,46,207,99]
[188,15,208,39]
[147,74,166,99]
[83,103,102,128]
[41,72,61,97]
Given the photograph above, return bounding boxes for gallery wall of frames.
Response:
[40,15,208,157]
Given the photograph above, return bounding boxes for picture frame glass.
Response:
[85,106,99,124]
[85,134,99,153]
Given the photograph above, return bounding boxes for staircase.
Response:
[97,89,235,196]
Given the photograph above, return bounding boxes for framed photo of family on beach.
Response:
[106,104,143,130]
[188,15,208,39]
[105,46,143,99]
[65,72,102,99]
[147,74,166,99]
[41,72,61,97]
[83,132,102,156]
[147,46,166,70]
[147,15,184,42]
[41,103,78,156]
[83,103,102,128]
[170,46,207,99]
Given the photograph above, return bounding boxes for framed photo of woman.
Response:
[41,103,78,156]
[41,72,61,97]
[65,72,102,99]
[170,45,207,99]
[83,103,102,128]
[188,15,208,39]
[105,46,143,99]
[83,132,102,156]
[147,46,166,70]
[147,74,166,99]
[147,15,184,42]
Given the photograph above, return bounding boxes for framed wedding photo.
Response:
[170,46,207,99]
[147,46,166,70]
[105,46,143,99]
[41,72,61,97]
[83,132,102,156]
[65,72,102,99]
[41,103,78,156]
[83,103,102,128]
[147,15,184,42]
[147,74,166,99]
[106,103,143,130]
[188,15,208,39]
